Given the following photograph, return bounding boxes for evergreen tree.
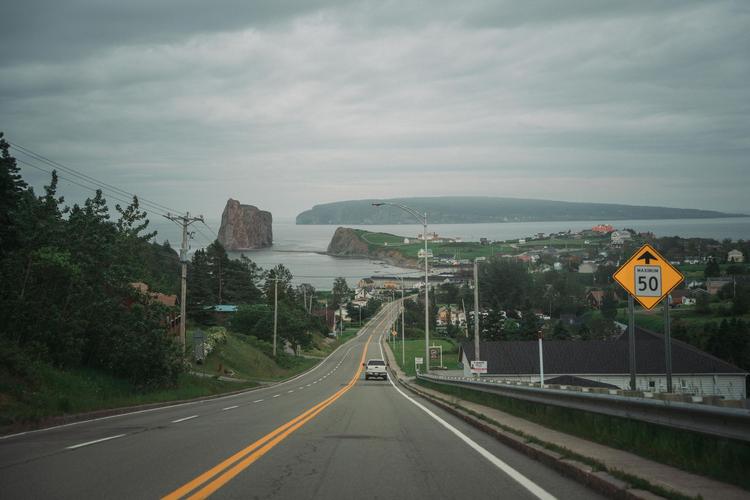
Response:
[704,258,721,278]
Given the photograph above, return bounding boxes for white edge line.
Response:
[222,405,239,411]
[172,415,199,423]
[378,338,556,500]
[66,433,127,450]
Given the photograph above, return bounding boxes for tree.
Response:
[264,264,293,303]
[331,277,351,310]
[550,321,570,340]
[732,283,749,316]
[600,290,618,320]
[695,292,712,315]
[704,258,721,278]
[0,132,28,257]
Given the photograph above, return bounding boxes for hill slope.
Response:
[296,196,742,225]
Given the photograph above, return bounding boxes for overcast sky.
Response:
[2,0,748,220]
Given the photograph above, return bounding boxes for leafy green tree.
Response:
[331,277,351,310]
[479,260,533,311]
[550,321,570,340]
[232,303,274,342]
[600,290,618,320]
[264,264,294,303]
[695,292,712,315]
[704,258,721,278]
[0,132,27,257]
[732,283,749,316]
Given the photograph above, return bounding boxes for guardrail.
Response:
[416,373,750,442]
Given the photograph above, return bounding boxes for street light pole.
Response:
[373,202,431,373]
[473,257,485,368]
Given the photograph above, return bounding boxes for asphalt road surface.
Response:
[0,302,603,499]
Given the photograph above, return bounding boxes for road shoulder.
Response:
[382,340,748,500]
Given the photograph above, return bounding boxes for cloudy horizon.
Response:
[2,0,748,220]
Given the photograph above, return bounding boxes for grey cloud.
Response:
[2,1,748,218]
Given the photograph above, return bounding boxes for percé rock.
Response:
[217,199,272,250]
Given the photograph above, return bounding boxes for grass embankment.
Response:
[1,326,363,433]
[416,379,750,492]
[389,338,461,376]
[189,326,361,381]
[0,364,256,433]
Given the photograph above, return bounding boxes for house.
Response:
[706,277,733,295]
[587,290,605,308]
[129,282,177,307]
[578,261,598,274]
[610,231,632,246]
[728,249,745,263]
[559,314,583,329]
[592,224,614,234]
[458,327,748,399]
[669,289,697,306]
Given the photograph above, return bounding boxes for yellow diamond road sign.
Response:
[613,243,684,310]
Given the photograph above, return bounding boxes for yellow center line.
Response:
[162,336,373,500]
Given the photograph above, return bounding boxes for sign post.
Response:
[415,357,424,375]
[613,244,683,392]
[470,360,487,375]
[428,345,442,368]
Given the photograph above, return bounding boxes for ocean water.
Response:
[149,216,750,289]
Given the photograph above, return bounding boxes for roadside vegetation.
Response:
[0,134,360,431]
[417,379,750,491]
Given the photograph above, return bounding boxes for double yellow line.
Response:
[163,337,372,500]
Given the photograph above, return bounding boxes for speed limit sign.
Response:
[613,244,683,310]
[634,266,661,297]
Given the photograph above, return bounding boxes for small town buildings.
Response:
[668,289,698,306]
[728,249,745,263]
[458,328,748,399]
[592,224,614,234]
[586,290,605,308]
[706,277,733,295]
[610,230,632,246]
[129,282,177,307]
[578,261,598,274]
[437,305,465,327]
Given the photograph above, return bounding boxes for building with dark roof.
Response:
[458,327,748,399]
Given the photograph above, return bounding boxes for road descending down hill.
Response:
[0,302,603,499]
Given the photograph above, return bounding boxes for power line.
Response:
[10,142,184,216]
[16,157,171,218]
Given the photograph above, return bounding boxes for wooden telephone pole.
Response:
[165,212,204,348]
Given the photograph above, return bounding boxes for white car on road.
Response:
[364,359,388,380]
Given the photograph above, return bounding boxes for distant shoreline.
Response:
[296,214,747,225]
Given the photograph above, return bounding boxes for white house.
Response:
[728,249,745,263]
[610,231,632,246]
[458,328,748,400]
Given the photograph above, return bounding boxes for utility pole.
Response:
[273,279,278,357]
[165,212,204,349]
[473,257,486,364]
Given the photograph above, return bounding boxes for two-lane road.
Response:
[0,302,602,499]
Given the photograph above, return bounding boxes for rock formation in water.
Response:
[217,199,272,250]
[327,227,415,268]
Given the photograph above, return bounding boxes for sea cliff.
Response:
[217,199,273,250]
